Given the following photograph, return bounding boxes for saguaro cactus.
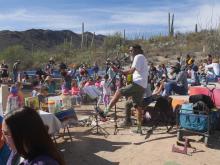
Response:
[168,13,174,37]
[81,22,84,49]
[195,24,198,33]
[168,13,171,35]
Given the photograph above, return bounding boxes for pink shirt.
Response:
[71,87,80,95]
[84,81,94,87]
[95,81,101,88]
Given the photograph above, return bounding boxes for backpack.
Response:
[193,101,210,115]
[189,94,215,109]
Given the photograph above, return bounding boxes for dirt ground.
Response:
[56,99,220,165]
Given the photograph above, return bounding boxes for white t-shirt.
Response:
[131,54,148,88]
[100,80,111,95]
[205,63,220,76]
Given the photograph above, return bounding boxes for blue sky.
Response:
[0,0,220,37]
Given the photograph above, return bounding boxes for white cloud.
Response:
[0,9,83,30]
[1,2,220,35]
[0,9,27,20]
[175,4,220,32]
[110,10,168,25]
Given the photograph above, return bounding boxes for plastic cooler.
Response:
[177,103,218,145]
[213,89,220,108]
[48,100,56,113]
[189,86,210,96]
[48,96,62,112]
[172,98,186,110]
[179,103,211,132]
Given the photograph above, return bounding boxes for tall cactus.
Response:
[168,13,171,36]
[170,14,174,36]
[81,22,84,49]
[195,24,198,33]
[168,13,174,37]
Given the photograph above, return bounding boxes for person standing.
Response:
[1,60,9,83]
[12,60,20,83]
[100,74,111,109]
[100,44,149,134]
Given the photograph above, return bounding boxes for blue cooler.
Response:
[179,103,209,132]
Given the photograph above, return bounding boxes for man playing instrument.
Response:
[100,44,149,134]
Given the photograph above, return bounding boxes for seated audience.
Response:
[38,86,49,111]
[207,54,212,65]
[84,77,94,87]
[164,65,188,96]
[44,76,56,95]
[61,88,73,109]
[152,79,165,95]
[187,65,200,86]
[61,71,72,90]
[205,58,220,82]
[167,65,177,80]
[71,80,82,105]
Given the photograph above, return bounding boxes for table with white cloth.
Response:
[39,110,62,135]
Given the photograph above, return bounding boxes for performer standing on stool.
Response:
[100,44,149,134]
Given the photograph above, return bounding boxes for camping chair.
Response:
[55,108,78,142]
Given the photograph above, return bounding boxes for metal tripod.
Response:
[87,99,109,137]
[114,104,119,135]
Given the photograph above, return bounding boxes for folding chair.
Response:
[55,108,78,142]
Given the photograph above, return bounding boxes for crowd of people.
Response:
[0,44,220,164]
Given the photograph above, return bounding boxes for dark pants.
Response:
[124,99,133,122]
[165,81,187,96]
[13,71,18,83]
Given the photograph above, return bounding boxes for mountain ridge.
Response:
[0,29,105,51]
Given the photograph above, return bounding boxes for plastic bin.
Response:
[48,101,56,113]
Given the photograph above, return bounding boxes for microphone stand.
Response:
[87,98,110,137]
[107,65,121,135]
[106,56,128,135]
